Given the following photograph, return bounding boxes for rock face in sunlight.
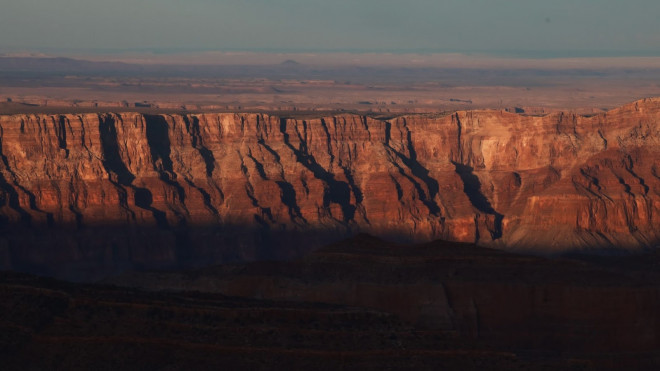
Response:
[0,98,659,278]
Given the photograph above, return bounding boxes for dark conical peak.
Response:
[280,59,301,67]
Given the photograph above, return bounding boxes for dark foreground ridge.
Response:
[3,234,660,370]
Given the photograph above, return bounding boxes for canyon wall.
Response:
[1,98,659,278]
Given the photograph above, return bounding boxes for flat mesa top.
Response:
[0,102,343,117]
[0,101,457,119]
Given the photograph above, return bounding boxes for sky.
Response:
[1,0,660,56]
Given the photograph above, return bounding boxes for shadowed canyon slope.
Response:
[6,234,660,370]
[105,234,660,370]
[1,98,660,278]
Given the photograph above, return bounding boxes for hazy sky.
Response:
[2,0,659,56]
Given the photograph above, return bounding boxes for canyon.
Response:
[1,98,659,279]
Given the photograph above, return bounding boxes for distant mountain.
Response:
[281,59,301,66]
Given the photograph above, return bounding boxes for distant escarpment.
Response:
[1,98,659,279]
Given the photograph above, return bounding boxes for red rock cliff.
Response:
[1,98,659,277]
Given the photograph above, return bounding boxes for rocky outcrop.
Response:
[1,98,659,278]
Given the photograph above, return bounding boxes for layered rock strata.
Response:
[1,98,659,278]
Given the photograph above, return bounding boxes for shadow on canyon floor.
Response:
[0,223,439,282]
[2,234,660,370]
[1,221,659,283]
